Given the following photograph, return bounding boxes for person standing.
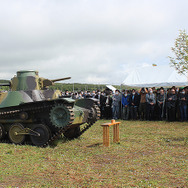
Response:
[86,91,91,98]
[146,88,156,121]
[112,90,121,120]
[122,90,130,120]
[104,92,113,119]
[157,88,166,120]
[91,90,96,98]
[82,91,87,98]
[178,88,188,121]
[139,88,148,120]
[167,88,177,121]
[98,91,106,119]
[130,89,140,120]
[77,92,83,99]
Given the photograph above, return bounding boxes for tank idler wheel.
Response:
[30,124,51,147]
[88,107,97,125]
[94,104,101,120]
[0,124,5,140]
[87,104,101,125]
[9,123,25,144]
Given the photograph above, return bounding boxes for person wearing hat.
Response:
[157,88,166,120]
[122,90,131,120]
[130,89,140,120]
[167,88,178,121]
[146,88,156,121]
[178,87,188,121]
[112,89,121,120]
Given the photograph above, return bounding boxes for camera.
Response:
[141,88,145,93]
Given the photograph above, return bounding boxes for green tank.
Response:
[0,70,100,147]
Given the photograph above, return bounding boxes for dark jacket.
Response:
[130,93,140,106]
[157,93,165,101]
[167,94,177,108]
[105,95,112,107]
[179,93,188,106]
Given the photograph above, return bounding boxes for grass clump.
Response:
[0,120,187,187]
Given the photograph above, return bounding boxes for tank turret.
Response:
[5,70,71,91]
[0,70,100,147]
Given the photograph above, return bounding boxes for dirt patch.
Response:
[1,175,29,187]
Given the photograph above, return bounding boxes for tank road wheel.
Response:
[8,123,25,144]
[63,127,81,139]
[30,124,50,147]
[0,124,5,140]
[50,104,72,128]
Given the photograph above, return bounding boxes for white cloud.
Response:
[0,0,187,84]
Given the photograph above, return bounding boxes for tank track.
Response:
[0,102,73,147]
[79,104,101,135]
[0,102,100,147]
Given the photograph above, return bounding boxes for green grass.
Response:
[0,120,187,187]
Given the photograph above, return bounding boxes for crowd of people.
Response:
[62,86,188,122]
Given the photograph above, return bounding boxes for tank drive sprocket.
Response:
[50,104,74,128]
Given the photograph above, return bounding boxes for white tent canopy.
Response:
[106,85,116,92]
[122,65,188,87]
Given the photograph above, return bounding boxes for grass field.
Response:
[0,120,187,187]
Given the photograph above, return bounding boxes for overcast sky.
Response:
[0,0,187,84]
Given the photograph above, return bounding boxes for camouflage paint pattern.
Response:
[11,70,40,91]
[0,70,98,126]
[0,91,32,108]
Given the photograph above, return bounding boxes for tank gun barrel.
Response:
[42,77,71,88]
[51,77,71,82]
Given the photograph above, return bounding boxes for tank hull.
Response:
[0,70,100,146]
[0,95,100,146]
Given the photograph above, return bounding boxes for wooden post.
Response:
[111,119,115,124]
[101,120,121,147]
[101,123,110,147]
[113,122,120,143]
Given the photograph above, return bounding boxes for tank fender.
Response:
[0,91,33,108]
[58,97,75,104]
[75,98,98,109]
[49,97,75,107]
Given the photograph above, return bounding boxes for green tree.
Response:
[169,30,188,77]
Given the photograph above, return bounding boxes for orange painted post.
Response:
[111,119,115,124]
[101,120,121,147]
[112,120,115,142]
[113,123,116,143]
[113,122,120,143]
[101,123,111,147]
